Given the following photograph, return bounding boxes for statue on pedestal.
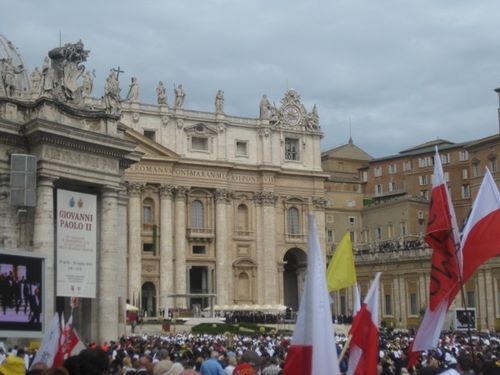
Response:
[1,57,24,97]
[126,77,139,102]
[215,89,224,113]
[156,81,167,105]
[104,69,121,115]
[30,67,42,96]
[174,84,185,109]
[82,70,93,97]
[259,94,271,120]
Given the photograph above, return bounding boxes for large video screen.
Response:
[0,252,44,335]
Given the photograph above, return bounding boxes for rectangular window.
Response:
[192,136,208,151]
[143,130,156,141]
[400,222,407,236]
[388,163,397,174]
[327,229,334,243]
[466,291,475,308]
[349,216,356,225]
[375,184,383,195]
[459,150,469,161]
[410,293,418,315]
[419,175,428,185]
[384,293,392,316]
[441,153,450,164]
[472,163,480,177]
[489,157,497,173]
[374,167,382,177]
[403,160,412,172]
[462,169,468,179]
[420,190,429,200]
[193,245,206,254]
[143,243,154,253]
[388,181,397,192]
[349,231,355,243]
[361,170,368,182]
[461,184,470,199]
[143,206,152,224]
[418,156,433,168]
[236,141,248,156]
[376,227,382,240]
[285,138,299,161]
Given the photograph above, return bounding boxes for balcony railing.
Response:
[285,233,307,242]
[186,227,215,239]
[233,230,253,238]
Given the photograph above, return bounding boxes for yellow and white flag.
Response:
[326,232,357,292]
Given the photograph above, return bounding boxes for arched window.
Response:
[143,198,154,227]
[287,207,300,234]
[237,204,249,232]
[191,200,204,228]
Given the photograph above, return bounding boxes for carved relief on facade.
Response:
[254,191,277,206]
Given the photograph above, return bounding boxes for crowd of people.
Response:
[357,239,426,254]
[0,329,498,375]
[223,311,285,325]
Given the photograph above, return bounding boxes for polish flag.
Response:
[30,313,61,369]
[53,311,86,367]
[458,168,500,283]
[347,272,381,375]
[283,214,340,375]
[409,149,461,364]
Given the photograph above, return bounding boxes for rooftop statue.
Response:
[215,89,224,113]
[103,69,122,116]
[0,57,24,97]
[126,76,139,102]
[174,84,185,109]
[156,81,167,106]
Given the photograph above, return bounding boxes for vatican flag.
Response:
[326,232,357,292]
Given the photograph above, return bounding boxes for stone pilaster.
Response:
[127,183,143,305]
[33,176,57,331]
[116,187,128,336]
[312,197,327,260]
[484,268,495,330]
[0,174,18,248]
[159,184,174,307]
[255,191,278,304]
[215,188,230,305]
[99,187,119,341]
[174,186,188,307]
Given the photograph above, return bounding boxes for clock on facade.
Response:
[282,105,301,126]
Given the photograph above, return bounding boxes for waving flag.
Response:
[459,168,500,282]
[30,313,61,369]
[283,213,340,375]
[409,148,461,364]
[347,272,381,375]
[326,232,357,292]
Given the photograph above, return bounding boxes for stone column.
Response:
[159,185,175,309]
[258,192,277,304]
[127,183,143,306]
[33,176,57,331]
[254,199,264,304]
[174,186,188,307]
[215,189,230,305]
[483,268,495,330]
[312,197,327,260]
[116,188,128,336]
[99,187,119,341]
[0,174,17,248]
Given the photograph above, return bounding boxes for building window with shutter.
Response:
[285,138,299,161]
[287,207,300,234]
[191,200,204,228]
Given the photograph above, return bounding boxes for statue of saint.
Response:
[82,70,93,97]
[156,81,167,105]
[259,94,271,120]
[174,84,185,109]
[126,77,140,102]
[104,69,121,115]
[30,67,42,96]
[1,57,24,97]
[215,89,224,113]
[41,56,53,95]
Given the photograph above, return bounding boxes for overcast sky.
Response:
[3,0,500,157]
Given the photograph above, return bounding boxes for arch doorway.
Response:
[141,282,157,317]
[283,248,307,311]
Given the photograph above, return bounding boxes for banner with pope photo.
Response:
[57,189,96,298]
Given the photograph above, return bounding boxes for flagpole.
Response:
[338,334,352,362]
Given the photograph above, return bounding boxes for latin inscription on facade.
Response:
[43,146,118,173]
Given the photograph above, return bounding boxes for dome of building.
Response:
[0,33,30,94]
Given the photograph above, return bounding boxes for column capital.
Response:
[175,186,189,199]
[101,186,120,198]
[38,175,59,187]
[254,191,277,206]
[126,182,144,197]
[214,188,231,202]
[159,184,175,198]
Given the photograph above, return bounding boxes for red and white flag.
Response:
[53,311,86,367]
[347,272,381,375]
[459,168,500,283]
[30,313,61,369]
[283,213,340,375]
[409,148,461,364]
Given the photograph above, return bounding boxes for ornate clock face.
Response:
[282,105,301,126]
